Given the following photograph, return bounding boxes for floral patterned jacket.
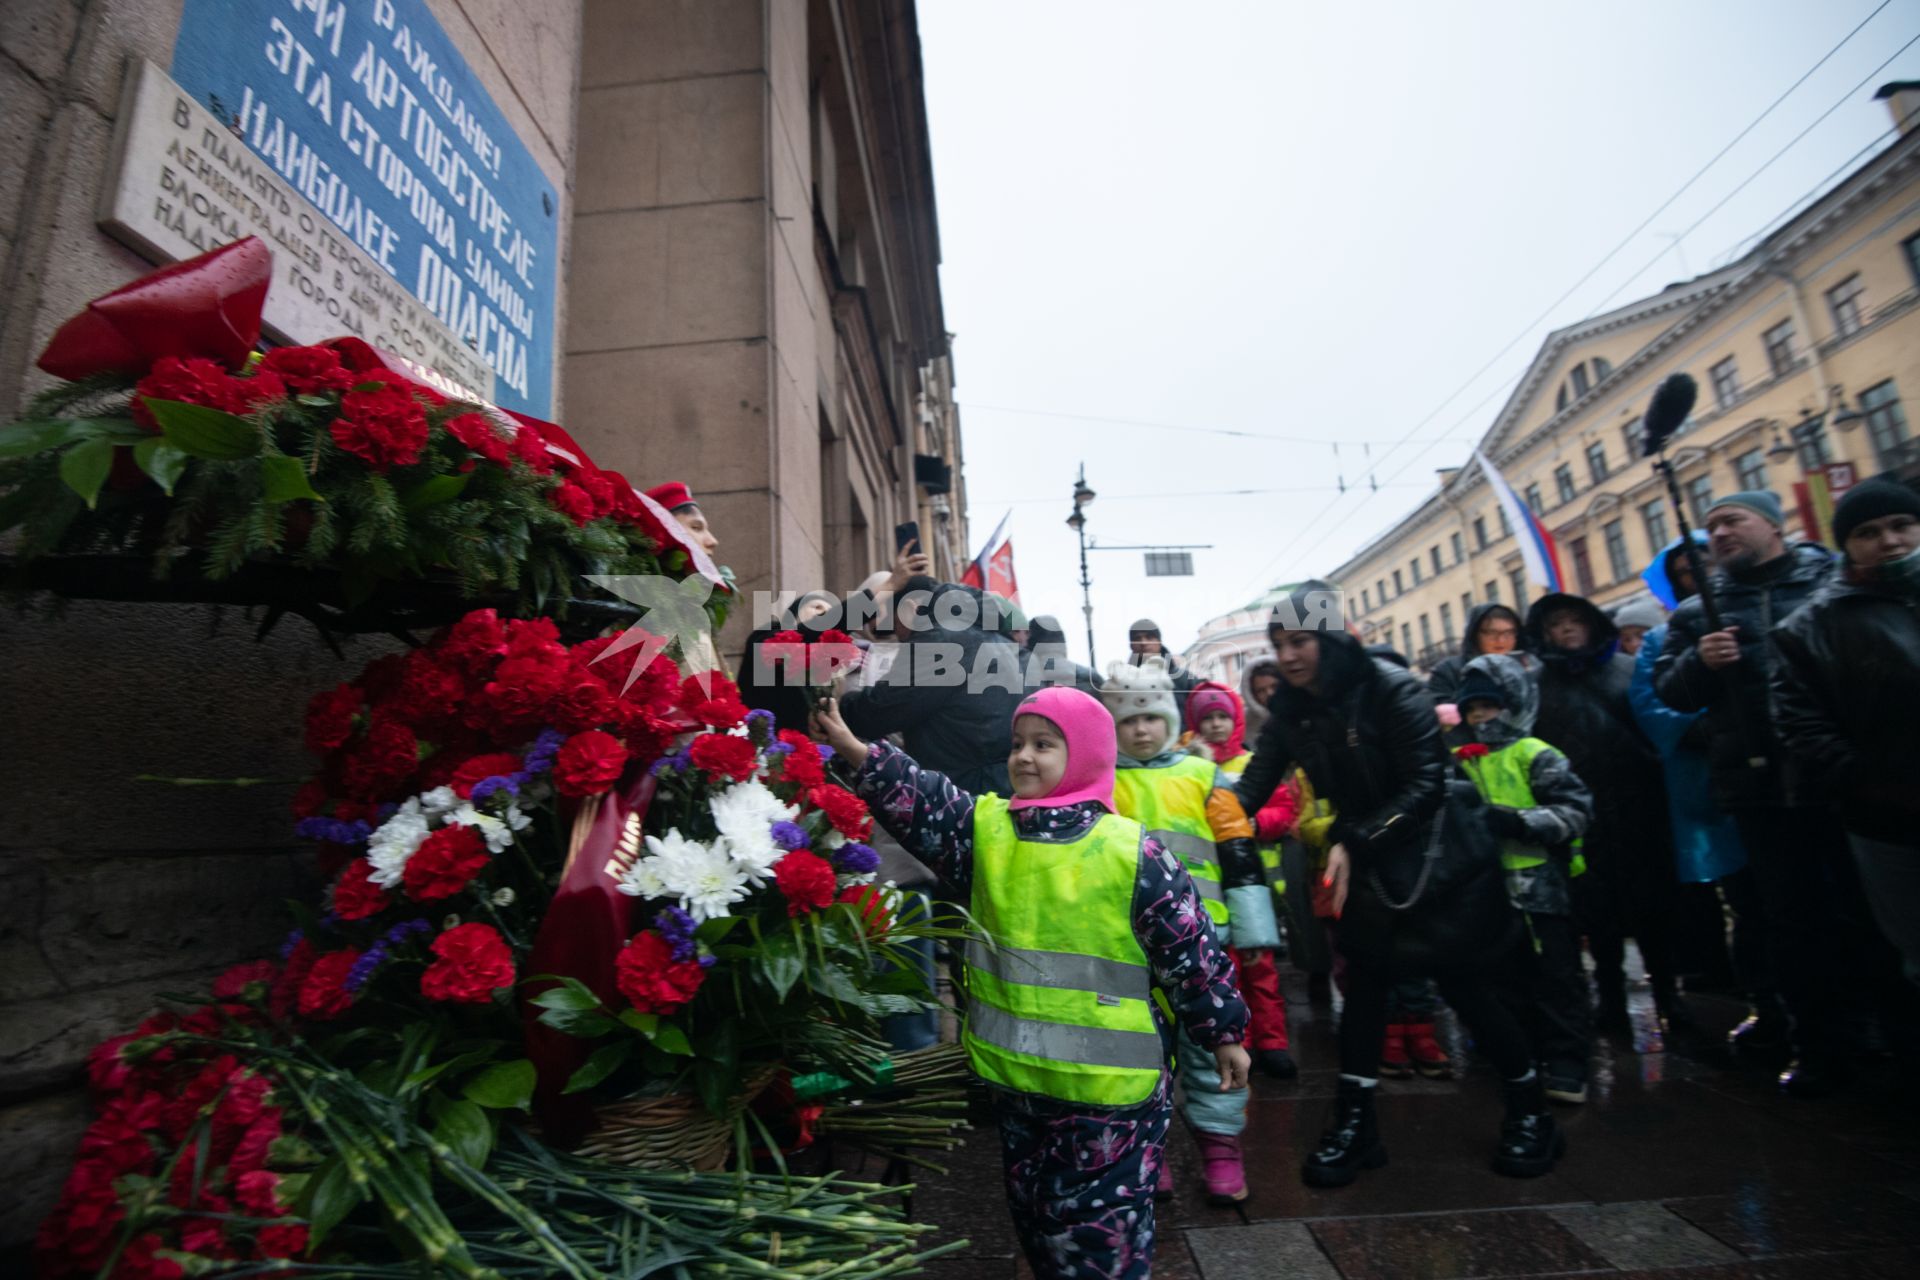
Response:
[852,741,1247,1051]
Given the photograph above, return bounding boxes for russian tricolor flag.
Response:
[1475,450,1563,593]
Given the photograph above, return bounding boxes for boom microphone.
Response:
[1641,373,1698,457]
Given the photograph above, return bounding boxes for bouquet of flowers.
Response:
[1,237,724,631]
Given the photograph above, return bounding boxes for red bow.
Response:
[36,237,271,378]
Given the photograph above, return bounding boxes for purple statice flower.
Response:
[654,906,700,962]
[744,708,775,741]
[294,817,373,845]
[816,743,836,761]
[278,929,304,961]
[469,772,527,804]
[319,911,341,930]
[650,744,694,777]
[522,728,568,775]
[764,741,794,757]
[833,842,880,875]
[345,945,387,993]
[698,954,717,968]
[770,821,810,851]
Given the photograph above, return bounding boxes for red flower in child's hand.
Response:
[773,850,837,916]
[688,732,758,781]
[1456,743,1492,760]
[303,684,361,753]
[808,784,872,840]
[402,825,490,901]
[615,930,708,1014]
[552,729,630,796]
[776,730,825,786]
[296,949,360,1021]
[131,355,242,430]
[330,381,429,470]
[420,923,514,1004]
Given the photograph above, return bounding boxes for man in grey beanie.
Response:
[1654,488,1900,1097]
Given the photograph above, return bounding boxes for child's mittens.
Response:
[1484,805,1530,839]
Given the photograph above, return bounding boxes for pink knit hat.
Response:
[1006,686,1117,814]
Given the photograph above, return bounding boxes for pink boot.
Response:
[1194,1132,1248,1204]
[1155,1151,1174,1200]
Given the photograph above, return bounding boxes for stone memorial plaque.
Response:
[99,57,496,402]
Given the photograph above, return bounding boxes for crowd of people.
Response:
[651,475,1920,1280]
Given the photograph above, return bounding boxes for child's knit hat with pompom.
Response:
[1100,658,1181,744]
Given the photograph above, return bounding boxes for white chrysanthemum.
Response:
[449,802,522,854]
[709,780,797,881]
[365,798,430,888]
[419,786,461,817]
[616,855,671,900]
[822,828,848,850]
[646,829,749,921]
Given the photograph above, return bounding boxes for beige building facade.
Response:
[1332,92,1920,671]
[0,0,960,1250]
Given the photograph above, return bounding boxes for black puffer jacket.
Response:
[841,583,1022,796]
[1769,568,1920,842]
[1426,603,1529,706]
[1234,630,1447,870]
[1653,542,1834,810]
[1523,592,1669,868]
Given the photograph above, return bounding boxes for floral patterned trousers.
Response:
[994,1083,1171,1280]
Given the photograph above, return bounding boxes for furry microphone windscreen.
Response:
[1642,373,1699,457]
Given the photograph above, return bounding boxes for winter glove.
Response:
[1484,805,1531,840]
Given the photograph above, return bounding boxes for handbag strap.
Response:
[1366,804,1446,913]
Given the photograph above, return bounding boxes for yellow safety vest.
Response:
[964,796,1164,1107]
[1455,738,1586,876]
[1112,755,1227,925]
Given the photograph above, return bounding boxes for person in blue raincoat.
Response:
[1627,535,1771,1049]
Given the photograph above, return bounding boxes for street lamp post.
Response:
[1067,466,1096,668]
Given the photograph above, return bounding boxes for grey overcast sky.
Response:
[917,0,1920,665]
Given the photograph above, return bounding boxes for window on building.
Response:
[1603,519,1630,583]
[1570,363,1590,398]
[1763,318,1797,377]
[1393,568,1404,594]
[1586,441,1609,484]
[1410,557,1423,585]
[1498,505,1512,536]
[1860,379,1911,467]
[1569,536,1595,595]
[1419,614,1433,651]
[1554,464,1577,504]
[1461,591,1474,618]
[1401,623,1413,656]
[1733,447,1768,493]
[1556,384,1569,413]
[1687,473,1715,525]
[1473,515,1489,549]
[1792,417,1831,470]
[1709,356,1740,409]
[1525,484,1544,516]
[1486,579,1500,603]
[1826,273,1866,338]
[1450,531,1464,564]
[1593,356,1613,380]
[1361,587,1371,613]
[1428,546,1442,575]
[1905,231,1920,288]
[1641,497,1669,550]
[1439,602,1454,642]
[1623,418,1644,460]
[1509,567,1528,610]
[1378,577,1389,602]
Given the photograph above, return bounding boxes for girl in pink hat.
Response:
[813,687,1248,1280]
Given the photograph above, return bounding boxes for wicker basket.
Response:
[572,1065,780,1170]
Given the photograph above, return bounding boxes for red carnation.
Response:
[773,850,837,917]
[234,367,287,411]
[289,780,328,819]
[403,825,491,901]
[340,714,420,800]
[234,1169,284,1216]
[131,355,242,431]
[761,630,807,666]
[1456,743,1492,760]
[302,683,361,753]
[679,674,748,728]
[296,949,360,1021]
[776,731,825,786]
[838,884,892,934]
[548,479,598,525]
[388,651,465,731]
[469,653,569,735]
[552,729,630,797]
[332,859,392,919]
[259,343,357,395]
[212,960,279,1002]
[257,1223,310,1260]
[446,411,512,465]
[615,930,708,1014]
[420,923,514,1004]
[618,705,679,763]
[438,608,509,677]
[809,784,872,840]
[508,422,555,473]
[551,674,618,733]
[330,382,429,470]
[688,732,757,782]
[451,751,524,798]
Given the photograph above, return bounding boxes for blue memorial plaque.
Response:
[171,0,560,415]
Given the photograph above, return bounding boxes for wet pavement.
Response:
[832,966,1920,1279]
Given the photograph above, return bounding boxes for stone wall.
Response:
[0,0,582,1252]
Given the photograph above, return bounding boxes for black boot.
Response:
[1594,978,1631,1036]
[1256,1047,1298,1079]
[1302,1081,1385,1188]
[1492,1076,1565,1178]
[1729,1007,1790,1056]
[1779,1054,1847,1099]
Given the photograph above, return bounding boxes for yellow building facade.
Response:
[1332,98,1920,671]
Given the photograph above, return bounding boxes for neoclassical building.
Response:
[1331,86,1920,671]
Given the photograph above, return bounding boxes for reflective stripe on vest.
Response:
[1112,758,1228,924]
[964,796,1164,1107]
[1455,737,1584,874]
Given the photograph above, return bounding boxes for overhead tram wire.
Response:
[957,402,1477,448]
[1236,13,1917,592]
[974,481,1432,507]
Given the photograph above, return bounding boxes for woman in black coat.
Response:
[1236,584,1561,1187]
